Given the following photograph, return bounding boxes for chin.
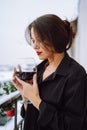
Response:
[38,56,46,60]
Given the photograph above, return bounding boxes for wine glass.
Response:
[16,57,37,81]
[15,57,37,104]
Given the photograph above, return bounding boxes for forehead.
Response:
[30,27,56,52]
[30,27,38,39]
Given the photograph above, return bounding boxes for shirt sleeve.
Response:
[38,101,56,125]
[38,100,60,130]
[63,74,86,130]
[37,74,86,130]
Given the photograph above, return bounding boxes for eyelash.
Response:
[31,39,42,44]
[32,40,35,44]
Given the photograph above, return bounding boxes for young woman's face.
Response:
[30,27,55,60]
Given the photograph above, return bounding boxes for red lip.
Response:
[36,51,42,55]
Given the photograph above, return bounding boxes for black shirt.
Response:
[21,53,86,130]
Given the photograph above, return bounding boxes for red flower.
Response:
[6,108,15,117]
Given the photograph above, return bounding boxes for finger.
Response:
[12,78,19,89]
[12,76,20,86]
[12,80,18,89]
[12,81,22,94]
[15,76,27,86]
[18,64,22,72]
[13,67,16,77]
[12,77,22,91]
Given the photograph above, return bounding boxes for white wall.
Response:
[74,0,87,71]
[0,0,78,65]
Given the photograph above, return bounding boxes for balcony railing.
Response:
[0,90,24,130]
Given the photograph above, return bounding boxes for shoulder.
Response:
[58,52,86,77]
[68,57,86,77]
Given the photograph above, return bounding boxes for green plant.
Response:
[0,102,15,117]
[0,82,17,118]
[0,108,6,116]
[2,81,17,94]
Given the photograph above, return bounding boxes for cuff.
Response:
[38,100,56,126]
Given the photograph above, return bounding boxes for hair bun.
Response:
[64,20,71,35]
[64,20,73,50]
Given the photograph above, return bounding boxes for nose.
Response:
[33,42,40,49]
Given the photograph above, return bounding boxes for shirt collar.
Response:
[37,52,71,80]
[54,52,71,76]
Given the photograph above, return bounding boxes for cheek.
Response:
[40,45,54,58]
[38,50,49,60]
[43,50,53,58]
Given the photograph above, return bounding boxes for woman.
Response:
[13,14,86,130]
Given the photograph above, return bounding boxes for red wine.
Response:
[16,71,36,80]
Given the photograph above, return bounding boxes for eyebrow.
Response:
[31,36,41,40]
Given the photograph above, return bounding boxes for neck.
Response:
[47,52,65,68]
[43,52,65,80]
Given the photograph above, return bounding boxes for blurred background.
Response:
[0,0,87,71]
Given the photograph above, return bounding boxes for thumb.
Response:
[15,76,26,86]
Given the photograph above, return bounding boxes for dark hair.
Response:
[25,14,73,53]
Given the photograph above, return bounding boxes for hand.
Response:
[12,68,41,109]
